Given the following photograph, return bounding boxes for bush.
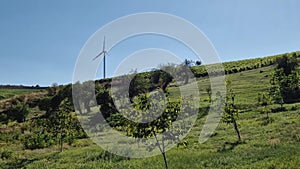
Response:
[290,105,298,111]
[1,149,13,159]
[271,107,287,113]
[6,101,29,122]
[23,132,55,150]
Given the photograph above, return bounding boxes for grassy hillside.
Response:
[0,88,43,100]
[0,52,300,169]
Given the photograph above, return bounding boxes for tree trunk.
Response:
[232,119,241,142]
[154,133,169,169]
[162,152,168,169]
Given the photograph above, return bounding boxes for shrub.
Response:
[23,132,55,150]
[6,101,29,122]
[271,107,287,113]
[290,105,298,111]
[1,149,13,159]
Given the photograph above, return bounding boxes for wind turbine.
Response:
[92,36,107,79]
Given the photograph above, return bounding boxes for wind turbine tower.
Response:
[92,36,107,79]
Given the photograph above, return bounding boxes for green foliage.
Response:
[276,53,298,75]
[23,85,86,150]
[221,79,242,142]
[257,92,271,106]
[38,97,52,112]
[191,52,282,77]
[0,88,41,100]
[269,54,300,103]
[150,70,173,92]
[129,73,151,102]
[6,101,29,123]
[130,94,183,169]
[223,104,240,124]
[0,149,13,160]
[23,130,55,149]
[24,101,86,150]
[259,107,272,125]
[1,51,300,168]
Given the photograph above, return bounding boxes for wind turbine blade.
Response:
[92,51,104,60]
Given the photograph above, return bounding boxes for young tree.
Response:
[129,94,184,169]
[102,90,193,169]
[206,87,212,103]
[31,85,86,151]
[24,98,85,151]
[221,79,242,142]
[223,103,241,142]
[257,92,272,120]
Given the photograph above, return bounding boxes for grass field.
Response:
[0,88,43,100]
[0,65,300,169]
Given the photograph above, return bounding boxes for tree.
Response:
[28,85,86,151]
[101,90,192,169]
[183,59,194,67]
[81,81,95,113]
[269,54,300,103]
[129,73,151,103]
[257,92,272,120]
[129,94,183,169]
[221,79,242,142]
[276,54,298,76]
[159,71,173,92]
[182,59,194,84]
[195,60,202,66]
[25,99,85,151]
[57,100,79,152]
[223,103,241,142]
[206,87,212,103]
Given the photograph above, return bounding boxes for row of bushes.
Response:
[191,51,300,77]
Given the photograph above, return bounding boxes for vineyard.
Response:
[192,51,300,77]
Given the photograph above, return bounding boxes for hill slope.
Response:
[0,52,300,169]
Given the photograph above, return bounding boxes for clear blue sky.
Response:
[1,0,300,86]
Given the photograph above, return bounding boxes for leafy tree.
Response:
[223,103,241,142]
[30,99,85,151]
[72,82,83,114]
[269,54,300,103]
[28,85,86,151]
[56,100,82,152]
[79,81,95,113]
[129,73,151,102]
[257,92,271,107]
[181,59,194,84]
[257,92,272,120]
[150,70,173,92]
[206,87,212,103]
[128,94,183,169]
[221,80,242,142]
[195,60,202,66]
[276,54,298,76]
[99,87,192,169]
[183,59,194,67]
